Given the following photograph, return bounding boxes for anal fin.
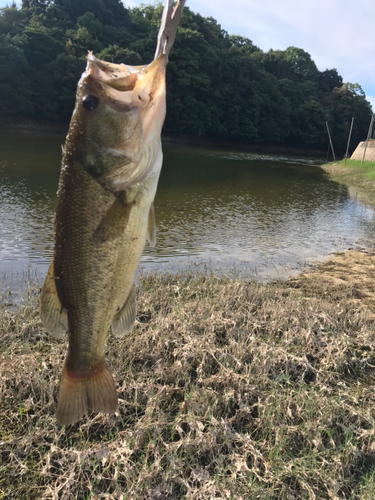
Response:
[111,284,137,337]
[39,260,68,339]
[147,202,156,247]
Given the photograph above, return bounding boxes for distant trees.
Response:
[0,0,372,152]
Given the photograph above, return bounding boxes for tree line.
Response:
[0,0,372,152]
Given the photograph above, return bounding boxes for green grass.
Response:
[340,158,375,178]
[1,259,375,499]
[321,159,375,207]
[355,471,375,500]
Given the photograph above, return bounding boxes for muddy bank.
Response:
[293,249,375,314]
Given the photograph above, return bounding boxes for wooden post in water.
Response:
[344,117,354,164]
[362,113,375,164]
[326,121,336,162]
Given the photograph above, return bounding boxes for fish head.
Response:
[65,53,168,192]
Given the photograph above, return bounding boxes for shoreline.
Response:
[0,117,329,158]
[320,159,375,209]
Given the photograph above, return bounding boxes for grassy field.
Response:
[1,250,375,499]
[321,159,375,207]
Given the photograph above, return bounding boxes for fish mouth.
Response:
[82,52,168,107]
[77,52,168,118]
[86,52,140,91]
[79,51,168,146]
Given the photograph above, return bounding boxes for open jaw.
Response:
[82,52,168,113]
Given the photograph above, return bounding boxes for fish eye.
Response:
[82,95,99,111]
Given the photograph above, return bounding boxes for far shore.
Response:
[1,117,331,158]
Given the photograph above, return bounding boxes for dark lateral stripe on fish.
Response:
[56,360,118,425]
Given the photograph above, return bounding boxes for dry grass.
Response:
[1,256,375,499]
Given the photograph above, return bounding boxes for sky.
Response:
[1,0,374,109]
[126,0,375,109]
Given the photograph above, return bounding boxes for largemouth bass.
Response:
[40,0,185,425]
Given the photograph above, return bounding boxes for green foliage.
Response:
[0,0,372,151]
[0,4,28,37]
[0,41,33,116]
[344,82,365,97]
[284,46,318,79]
[325,85,372,150]
[23,19,64,67]
[96,45,141,65]
[48,53,85,120]
[77,12,102,37]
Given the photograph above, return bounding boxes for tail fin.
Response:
[56,360,118,425]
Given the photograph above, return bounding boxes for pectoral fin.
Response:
[94,191,134,243]
[39,260,68,339]
[111,284,137,337]
[147,203,156,247]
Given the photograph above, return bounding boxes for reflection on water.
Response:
[1,129,375,292]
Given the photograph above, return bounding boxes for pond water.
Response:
[1,129,375,292]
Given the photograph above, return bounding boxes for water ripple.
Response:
[1,133,375,291]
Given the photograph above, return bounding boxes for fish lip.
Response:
[84,52,168,92]
[87,51,144,74]
[85,52,141,92]
[78,54,168,114]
